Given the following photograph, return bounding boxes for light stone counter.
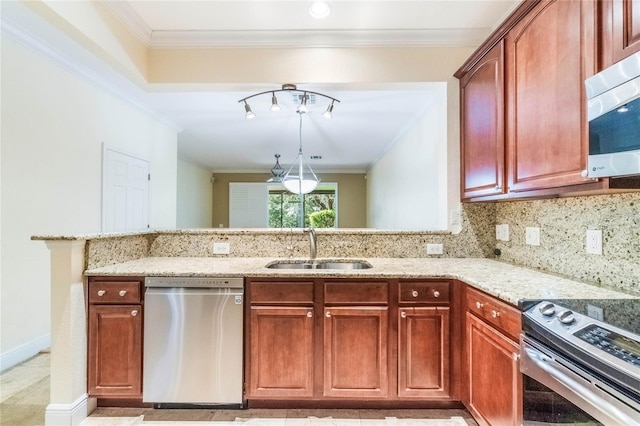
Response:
[84,257,637,306]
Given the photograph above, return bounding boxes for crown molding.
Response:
[101,0,152,46]
[149,28,487,49]
[1,13,180,131]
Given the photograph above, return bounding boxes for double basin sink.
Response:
[266,260,372,270]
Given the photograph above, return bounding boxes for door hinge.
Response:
[148,173,151,181]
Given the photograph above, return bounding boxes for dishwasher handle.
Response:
[145,286,244,298]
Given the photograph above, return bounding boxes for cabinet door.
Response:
[324,307,388,398]
[88,305,142,397]
[466,313,522,426]
[602,0,640,68]
[460,40,506,200]
[248,306,315,398]
[398,307,450,398]
[506,0,596,192]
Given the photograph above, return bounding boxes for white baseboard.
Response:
[0,333,51,372]
[45,394,94,426]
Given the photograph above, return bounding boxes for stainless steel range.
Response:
[520,299,640,425]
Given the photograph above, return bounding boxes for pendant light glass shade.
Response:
[282,113,319,194]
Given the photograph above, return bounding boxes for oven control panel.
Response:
[575,324,640,367]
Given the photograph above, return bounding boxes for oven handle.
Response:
[521,335,640,425]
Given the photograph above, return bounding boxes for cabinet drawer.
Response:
[466,287,520,341]
[324,281,388,304]
[249,281,314,305]
[399,281,450,304]
[88,281,141,304]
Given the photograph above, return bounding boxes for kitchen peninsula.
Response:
[34,228,637,425]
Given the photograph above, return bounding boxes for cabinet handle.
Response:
[131,310,139,317]
[491,310,501,318]
[119,290,127,297]
[475,301,484,309]
[401,311,407,319]
[325,311,331,318]
[412,290,419,298]
[433,290,440,298]
[513,353,520,362]
[307,311,313,318]
[97,290,106,297]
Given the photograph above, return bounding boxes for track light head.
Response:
[297,93,309,113]
[270,93,281,112]
[323,101,334,119]
[244,101,255,119]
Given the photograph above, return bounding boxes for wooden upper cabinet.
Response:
[601,0,640,69]
[460,41,506,200]
[506,0,596,192]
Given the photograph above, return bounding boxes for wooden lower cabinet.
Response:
[466,313,522,426]
[398,307,450,398]
[88,304,142,397]
[323,307,388,398]
[248,306,315,398]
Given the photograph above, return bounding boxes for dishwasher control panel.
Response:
[145,276,244,289]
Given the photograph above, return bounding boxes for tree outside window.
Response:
[269,185,336,228]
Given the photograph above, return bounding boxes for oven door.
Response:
[521,335,639,425]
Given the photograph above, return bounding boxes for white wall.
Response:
[177,158,213,228]
[0,34,178,370]
[367,83,448,230]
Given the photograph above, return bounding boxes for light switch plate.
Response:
[213,242,230,254]
[525,227,540,246]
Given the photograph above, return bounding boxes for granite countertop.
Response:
[84,257,637,306]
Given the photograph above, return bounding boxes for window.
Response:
[269,183,337,228]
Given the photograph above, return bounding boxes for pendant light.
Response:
[282,112,319,194]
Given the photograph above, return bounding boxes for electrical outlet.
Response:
[525,227,540,246]
[586,229,602,255]
[427,243,443,255]
[213,242,230,254]
[496,224,510,241]
[587,304,604,321]
[450,210,461,225]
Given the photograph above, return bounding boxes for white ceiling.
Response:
[12,1,523,173]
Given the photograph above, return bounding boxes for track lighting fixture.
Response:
[238,84,339,119]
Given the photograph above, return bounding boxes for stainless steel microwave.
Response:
[586,52,640,178]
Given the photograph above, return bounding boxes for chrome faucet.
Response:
[304,228,317,261]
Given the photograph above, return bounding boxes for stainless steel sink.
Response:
[266,260,372,270]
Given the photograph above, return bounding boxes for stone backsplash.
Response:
[84,202,496,269]
[493,192,640,295]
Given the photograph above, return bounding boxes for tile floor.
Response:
[1,353,478,426]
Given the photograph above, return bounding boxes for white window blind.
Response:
[229,183,269,228]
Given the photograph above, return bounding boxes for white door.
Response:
[102,147,149,232]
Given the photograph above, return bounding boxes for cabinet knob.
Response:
[491,310,501,318]
[433,290,440,298]
[475,301,484,309]
[513,353,521,362]
[412,290,419,298]
[401,311,407,319]
[119,290,127,297]
[131,310,139,317]
[307,311,313,318]
[325,311,331,318]
[97,290,106,297]
[495,185,502,190]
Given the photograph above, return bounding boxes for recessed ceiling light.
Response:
[309,1,331,19]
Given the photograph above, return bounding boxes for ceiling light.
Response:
[244,101,255,119]
[297,93,309,113]
[323,101,334,119]
[270,93,280,111]
[267,154,285,182]
[283,112,319,194]
[309,1,331,19]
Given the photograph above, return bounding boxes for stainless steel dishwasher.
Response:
[143,276,244,406]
